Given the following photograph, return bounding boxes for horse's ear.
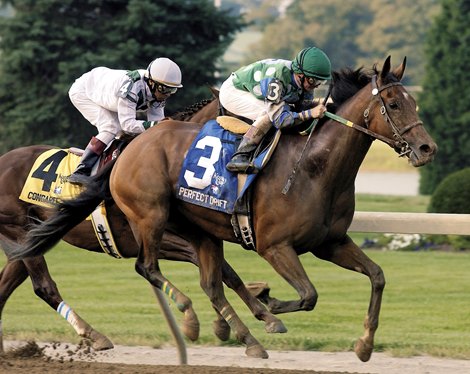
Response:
[392,57,407,81]
[380,56,391,80]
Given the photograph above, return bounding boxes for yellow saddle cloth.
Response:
[19,149,81,208]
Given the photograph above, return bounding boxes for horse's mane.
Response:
[171,98,215,121]
[328,64,399,112]
[327,67,373,112]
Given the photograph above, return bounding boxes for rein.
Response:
[282,74,424,194]
[313,75,423,155]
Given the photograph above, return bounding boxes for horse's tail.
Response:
[2,161,115,261]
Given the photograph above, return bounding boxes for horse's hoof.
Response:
[245,344,269,359]
[213,319,231,341]
[245,282,270,298]
[265,320,287,334]
[354,337,373,362]
[182,319,200,341]
[89,331,114,351]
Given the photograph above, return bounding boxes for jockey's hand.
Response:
[298,104,327,121]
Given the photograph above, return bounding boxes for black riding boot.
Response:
[226,138,257,173]
[69,137,106,183]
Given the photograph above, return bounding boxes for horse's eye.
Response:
[388,101,399,110]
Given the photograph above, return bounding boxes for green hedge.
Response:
[428,168,470,213]
[428,168,470,250]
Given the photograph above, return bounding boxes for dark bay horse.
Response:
[4,56,437,361]
[0,98,285,352]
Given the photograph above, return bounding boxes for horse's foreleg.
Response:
[257,244,318,314]
[212,309,231,341]
[197,237,268,358]
[221,260,287,334]
[23,257,114,350]
[315,236,385,362]
[0,260,30,352]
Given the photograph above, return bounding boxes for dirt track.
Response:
[2,340,470,374]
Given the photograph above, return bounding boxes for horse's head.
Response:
[364,56,437,167]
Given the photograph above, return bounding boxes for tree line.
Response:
[0,0,468,194]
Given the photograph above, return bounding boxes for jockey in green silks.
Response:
[219,47,332,173]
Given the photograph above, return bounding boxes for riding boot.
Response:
[226,114,272,173]
[69,136,106,183]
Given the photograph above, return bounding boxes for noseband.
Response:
[361,75,423,157]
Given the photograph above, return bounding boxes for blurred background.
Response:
[0,0,468,196]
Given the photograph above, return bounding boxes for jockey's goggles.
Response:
[305,76,327,87]
[155,82,178,95]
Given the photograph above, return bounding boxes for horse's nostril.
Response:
[420,144,431,154]
[420,143,437,155]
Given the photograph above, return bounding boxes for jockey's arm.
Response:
[117,96,164,132]
[261,78,323,129]
[268,102,326,129]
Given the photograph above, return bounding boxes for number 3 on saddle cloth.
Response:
[18,140,126,258]
[176,119,281,249]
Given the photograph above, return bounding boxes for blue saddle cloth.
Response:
[176,120,263,214]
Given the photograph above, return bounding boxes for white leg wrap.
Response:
[57,301,86,335]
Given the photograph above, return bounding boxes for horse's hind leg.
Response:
[315,236,385,362]
[197,236,268,358]
[0,260,30,352]
[23,257,114,351]
[134,230,200,341]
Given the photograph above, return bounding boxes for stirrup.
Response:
[226,157,259,174]
[226,161,251,173]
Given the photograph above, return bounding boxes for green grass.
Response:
[2,243,470,359]
[356,194,429,212]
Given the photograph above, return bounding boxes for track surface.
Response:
[2,340,470,374]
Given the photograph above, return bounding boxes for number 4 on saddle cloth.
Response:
[18,140,126,258]
[176,118,281,249]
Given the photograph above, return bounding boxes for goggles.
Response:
[305,76,327,87]
[155,82,178,95]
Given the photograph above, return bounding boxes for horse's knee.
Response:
[371,265,385,291]
[301,291,318,311]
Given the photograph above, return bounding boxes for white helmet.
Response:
[146,57,183,88]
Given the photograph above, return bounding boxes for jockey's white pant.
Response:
[68,77,117,145]
[219,74,268,121]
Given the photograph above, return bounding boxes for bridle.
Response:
[358,75,424,157]
[285,74,423,195]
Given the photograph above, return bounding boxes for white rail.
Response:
[350,212,470,235]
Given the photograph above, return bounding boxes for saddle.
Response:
[217,115,281,173]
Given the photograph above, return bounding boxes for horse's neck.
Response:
[307,90,374,187]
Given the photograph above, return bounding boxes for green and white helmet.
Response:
[292,47,331,80]
[145,57,183,88]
